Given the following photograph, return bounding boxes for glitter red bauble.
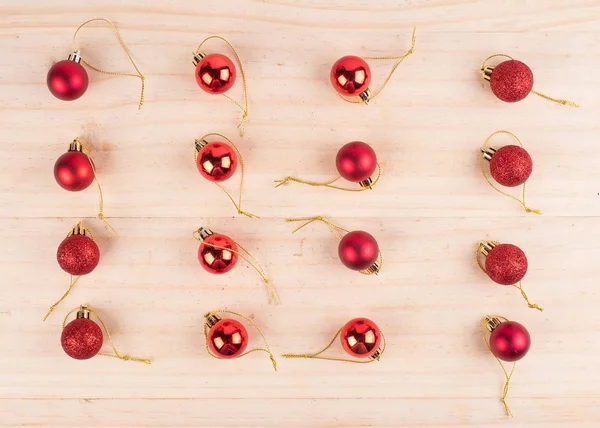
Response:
[341,317,381,358]
[195,53,237,94]
[485,243,528,285]
[335,142,377,182]
[489,60,534,103]
[338,230,379,271]
[57,234,100,276]
[54,151,95,192]
[489,321,531,362]
[330,56,371,96]
[207,318,248,359]
[198,233,239,274]
[489,145,533,187]
[196,142,238,182]
[61,318,103,360]
[47,60,89,101]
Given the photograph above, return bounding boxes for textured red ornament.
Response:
[485,243,528,285]
[57,234,100,276]
[489,321,531,362]
[196,142,238,182]
[489,60,534,103]
[207,318,248,358]
[61,317,103,360]
[195,53,237,94]
[341,317,381,358]
[54,150,95,192]
[198,233,239,274]
[47,59,89,101]
[489,145,533,187]
[338,231,379,271]
[330,56,371,96]
[336,142,377,183]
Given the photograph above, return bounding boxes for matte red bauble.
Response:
[338,230,379,272]
[486,59,533,103]
[47,54,89,101]
[488,145,533,187]
[489,320,531,362]
[341,317,382,358]
[207,318,248,359]
[198,232,239,274]
[57,233,100,276]
[54,146,94,192]
[336,141,377,185]
[61,315,103,360]
[194,53,237,94]
[330,55,371,101]
[196,141,238,182]
[485,243,528,285]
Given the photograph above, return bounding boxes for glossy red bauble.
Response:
[57,234,100,276]
[47,59,89,101]
[336,142,377,183]
[489,60,534,103]
[489,145,533,187]
[195,53,237,94]
[61,317,103,360]
[330,56,371,97]
[196,142,238,182]
[338,230,379,271]
[341,317,381,358]
[54,151,95,191]
[485,243,528,285]
[489,321,531,362]
[207,318,248,358]
[198,233,238,274]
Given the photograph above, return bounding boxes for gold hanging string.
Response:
[338,27,416,104]
[44,275,81,321]
[514,282,543,312]
[274,163,382,191]
[480,53,514,72]
[62,305,151,364]
[282,326,386,363]
[481,315,515,417]
[203,310,277,371]
[72,18,145,110]
[192,231,279,304]
[194,133,258,218]
[195,36,249,135]
[481,131,541,215]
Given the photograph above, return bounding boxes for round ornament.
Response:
[47,53,89,101]
[194,53,237,94]
[61,314,103,360]
[340,317,382,358]
[338,230,380,272]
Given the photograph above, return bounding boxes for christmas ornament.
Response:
[481,131,540,214]
[47,18,145,109]
[476,241,542,311]
[285,216,382,274]
[193,227,279,304]
[203,310,277,370]
[194,133,257,218]
[330,28,416,104]
[275,141,381,191]
[61,305,151,364]
[482,315,531,416]
[283,317,385,363]
[480,54,578,107]
[193,36,249,135]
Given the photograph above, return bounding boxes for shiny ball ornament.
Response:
[198,232,239,274]
[196,141,238,182]
[341,317,382,358]
[57,233,100,276]
[338,230,379,271]
[487,60,534,103]
[489,145,533,187]
[489,321,531,362]
[54,146,95,192]
[336,141,377,184]
[330,55,371,100]
[61,316,103,360]
[47,53,89,101]
[207,318,248,358]
[485,243,528,285]
[194,53,237,94]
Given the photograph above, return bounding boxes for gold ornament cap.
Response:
[485,315,502,332]
[204,312,221,328]
[197,227,214,240]
[192,52,207,67]
[76,305,91,319]
[482,65,495,81]
[68,50,82,64]
[358,87,371,104]
[481,147,497,162]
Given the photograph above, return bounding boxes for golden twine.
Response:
[274,163,382,192]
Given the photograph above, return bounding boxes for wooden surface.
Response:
[1,0,600,426]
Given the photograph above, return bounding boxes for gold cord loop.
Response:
[513,282,543,312]
[44,275,81,321]
[275,163,382,191]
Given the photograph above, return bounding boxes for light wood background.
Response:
[1,0,599,426]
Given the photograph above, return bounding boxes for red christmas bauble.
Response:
[485,243,528,285]
[61,317,103,360]
[195,53,237,94]
[54,151,95,192]
[198,233,238,274]
[336,142,377,183]
[57,234,100,276]
[207,318,248,358]
[47,59,89,101]
[196,142,238,182]
[489,145,532,187]
[341,317,381,358]
[338,230,379,271]
[489,60,534,103]
[489,321,530,362]
[330,56,371,96]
